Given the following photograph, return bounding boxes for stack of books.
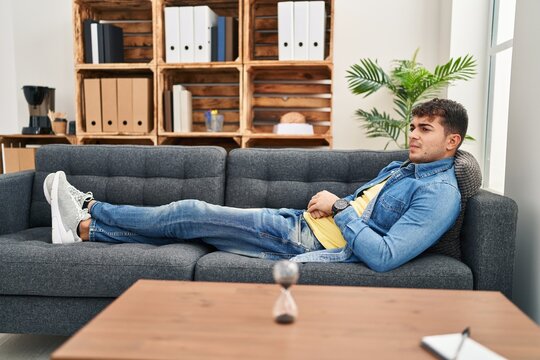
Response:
[83,20,125,64]
[165,5,238,63]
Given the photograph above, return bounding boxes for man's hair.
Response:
[412,98,468,147]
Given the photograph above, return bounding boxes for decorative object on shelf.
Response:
[68,121,76,135]
[21,85,55,135]
[280,111,305,123]
[346,49,476,149]
[52,118,67,135]
[272,260,299,324]
[274,111,313,134]
[205,110,224,132]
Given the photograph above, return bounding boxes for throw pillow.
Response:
[425,150,482,260]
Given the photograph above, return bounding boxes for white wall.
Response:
[0,0,18,134]
[333,0,488,165]
[333,0,446,150]
[505,0,540,323]
[5,0,75,132]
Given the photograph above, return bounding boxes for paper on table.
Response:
[421,333,507,360]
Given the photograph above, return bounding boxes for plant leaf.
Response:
[355,108,405,148]
[346,59,392,96]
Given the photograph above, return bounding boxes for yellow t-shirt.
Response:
[303,180,388,249]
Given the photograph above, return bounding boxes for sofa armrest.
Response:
[461,189,518,298]
[0,171,34,236]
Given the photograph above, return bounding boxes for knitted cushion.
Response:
[426,150,482,259]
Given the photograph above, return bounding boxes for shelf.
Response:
[158,134,242,149]
[245,0,333,62]
[0,134,77,145]
[158,67,242,134]
[72,0,334,149]
[76,63,154,71]
[156,62,242,70]
[77,134,158,145]
[244,60,332,67]
[159,131,241,137]
[242,133,332,148]
[73,0,155,65]
[155,0,242,65]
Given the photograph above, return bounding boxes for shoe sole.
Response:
[51,172,76,244]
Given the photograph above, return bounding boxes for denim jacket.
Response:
[290,157,461,271]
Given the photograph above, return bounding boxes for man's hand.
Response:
[307,190,340,219]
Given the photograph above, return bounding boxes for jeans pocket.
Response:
[259,231,306,254]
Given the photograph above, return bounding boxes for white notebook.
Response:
[421,333,506,360]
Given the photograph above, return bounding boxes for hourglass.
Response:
[272,260,299,324]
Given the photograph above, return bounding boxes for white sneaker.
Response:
[43,171,93,206]
[43,173,56,204]
[51,171,91,244]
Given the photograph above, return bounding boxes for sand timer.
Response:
[272,260,299,324]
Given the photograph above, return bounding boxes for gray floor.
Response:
[0,333,67,360]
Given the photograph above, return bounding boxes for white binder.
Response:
[91,23,99,64]
[293,1,309,60]
[172,84,185,132]
[164,7,181,63]
[278,2,294,60]
[180,89,192,132]
[194,6,218,62]
[308,1,326,60]
[179,6,194,62]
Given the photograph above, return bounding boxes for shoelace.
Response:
[67,186,94,206]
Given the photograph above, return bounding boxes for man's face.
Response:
[408,116,457,164]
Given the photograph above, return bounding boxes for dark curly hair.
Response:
[412,98,468,147]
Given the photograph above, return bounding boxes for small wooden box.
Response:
[244,64,332,135]
[159,66,242,133]
[73,0,155,65]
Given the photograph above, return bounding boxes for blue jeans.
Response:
[89,200,324,260]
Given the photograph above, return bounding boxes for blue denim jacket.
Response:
[290,157,461,271]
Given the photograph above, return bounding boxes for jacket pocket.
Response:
[371,194,406,229]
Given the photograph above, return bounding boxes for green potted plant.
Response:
[346,49,476,149]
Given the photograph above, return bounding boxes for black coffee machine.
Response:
[22,85,55,135]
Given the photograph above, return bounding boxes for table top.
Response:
[52,280,540,360]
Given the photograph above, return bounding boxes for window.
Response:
[484,0,516,193]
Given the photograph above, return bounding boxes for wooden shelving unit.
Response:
[71,0,334,148]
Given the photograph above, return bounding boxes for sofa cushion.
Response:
[30,145,227,228]
[225,148,409,209]
[194,251,473,290]
[0,227,214,297]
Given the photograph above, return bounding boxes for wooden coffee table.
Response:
[52,280,540,359]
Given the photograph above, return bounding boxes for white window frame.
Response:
[483,0,514,193]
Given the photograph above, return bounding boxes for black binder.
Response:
[103,24,124,63]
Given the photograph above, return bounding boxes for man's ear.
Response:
[447,134,462,151]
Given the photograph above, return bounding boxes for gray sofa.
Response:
[0,145,517,335]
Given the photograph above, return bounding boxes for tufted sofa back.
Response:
[30,145,227,228]
[225,148,408,209]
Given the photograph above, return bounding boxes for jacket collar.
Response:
[400,157,454,179]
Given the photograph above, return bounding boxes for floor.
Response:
[0,333,67,360]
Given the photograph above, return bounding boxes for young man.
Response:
[46,98,466,272]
